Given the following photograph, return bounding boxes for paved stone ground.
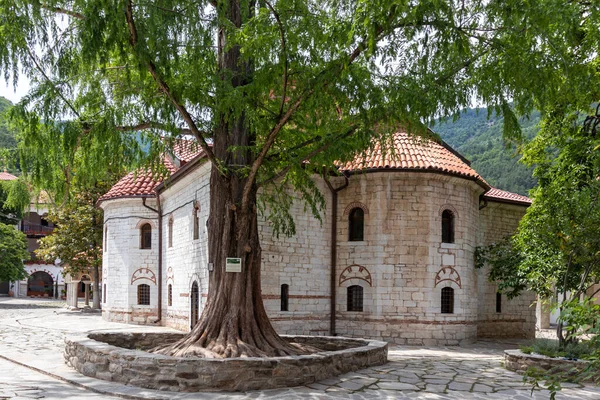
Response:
[1,297,599,399]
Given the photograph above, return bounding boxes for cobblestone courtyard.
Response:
[0,298,599,399]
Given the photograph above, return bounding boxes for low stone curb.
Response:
[505,349,593,379]
[64,332,388,392]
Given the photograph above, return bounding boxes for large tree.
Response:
[1,0,599,358]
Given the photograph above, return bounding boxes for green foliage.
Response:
[35,180,114,276]
[435,107,539,195]
[523,338,595,360]
[0,96,19,172]
[0,221,28,282]
[0,178,29,223]
[1,0,599,234]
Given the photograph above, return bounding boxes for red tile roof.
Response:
[98,157,178,203]
[0,171,17,181]
[172,138,203,163]
[100,131,532,207]
[483,187,531,205]
[340,131,488,187]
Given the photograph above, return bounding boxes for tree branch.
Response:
[264,0,288,117]
[42,4,85,20]
[242,6,413,210]
[258,125,358,187]
[124,0,216,165]
[24,47,81,119]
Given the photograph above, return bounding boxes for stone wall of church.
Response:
[334,172,485,345]
[260,178,333,336]
[159,162,211,332]
[477,202,536,338]
[101,198,160,324]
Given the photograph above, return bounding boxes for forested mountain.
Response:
[434,108,539,195]
[0,97,19,174]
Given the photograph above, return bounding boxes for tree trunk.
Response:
[84,283,90,307]
[92,265,100,309]
[157,169,310,358]
[155,0,313,358]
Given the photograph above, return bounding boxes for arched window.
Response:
[441,287,454,314]
[441,210,455,243]
[496,292,502,313]
[193,205,200,240]
[140,223,152,249]
[137,284,150,305]
[349,208,364,241]
[168,284,173,307]
[347,285,364,312]
[280,284,289,311]
[168,217,173,248]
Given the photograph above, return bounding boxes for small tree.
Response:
[36,182,112,309]
[0,222,29,283]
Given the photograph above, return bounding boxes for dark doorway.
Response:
[0,281,9,295]
[27,271,54,296]
[190,281,199,329]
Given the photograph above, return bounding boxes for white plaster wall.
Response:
[101,198,160,324]
[159,162,211,331]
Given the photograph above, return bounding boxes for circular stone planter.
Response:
[505,350,592,379]
[64,332,388,392]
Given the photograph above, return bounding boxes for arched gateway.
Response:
[27,271,54,297]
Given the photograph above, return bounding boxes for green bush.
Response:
[524,339,596,360]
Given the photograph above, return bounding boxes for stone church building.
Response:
[98,131,535,346]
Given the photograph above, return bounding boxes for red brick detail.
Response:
[262,294,331,300]
[434,266,462,288]
[338,317,476,326]
[339,265,372,287]
[131,268,157,285]
[343,202,369,216]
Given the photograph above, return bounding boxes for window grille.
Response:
[441,287,454,314]
[496,292,502,313]
[442,210,455,243]
[137,284,150,305]
[190,282,199,328]
[347,285,364,312]
[140,223,152,249]
[281,284,289,311]
[349,208,364,241]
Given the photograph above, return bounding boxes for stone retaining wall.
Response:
[64,332,388,392]
[505,349,591,378]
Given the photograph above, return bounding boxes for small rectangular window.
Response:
[496,292,502,313]
[168,284,173,307]
[441,287,454,314]
[103,284,106,303]
[280,284,289,311]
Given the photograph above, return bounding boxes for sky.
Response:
[1,76,30,104]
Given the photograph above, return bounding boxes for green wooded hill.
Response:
[434,108,539,196]
[0,96,19,173]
